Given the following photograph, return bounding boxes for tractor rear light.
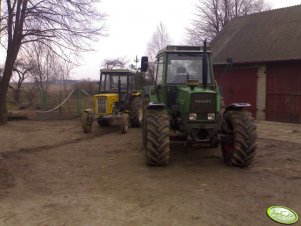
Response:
[207,113,215,121]
[189,113,197,121]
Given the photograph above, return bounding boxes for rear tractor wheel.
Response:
[144,109,170,166]
[130,97,143,127]
[81,111,93,133]
[221,110,257,167]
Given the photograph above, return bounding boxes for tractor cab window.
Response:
[166,53,211,84]
[99,73,129,92]
[155,56,164,84]
[100,73,110,91]
[130,74,137,90]
[111,75,128,91]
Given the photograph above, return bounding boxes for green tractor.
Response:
[141,43,257,167]
[81,69,143,134]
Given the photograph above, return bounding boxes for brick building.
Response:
[211,5,301,123]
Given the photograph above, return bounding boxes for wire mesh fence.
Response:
[6,83,96,120]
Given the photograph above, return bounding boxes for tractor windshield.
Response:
[99,73,129,92]
[166,53,211,84]
[111,75,128,90]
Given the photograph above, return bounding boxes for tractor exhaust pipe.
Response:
[202,39,208,89]
[118,77,121,101]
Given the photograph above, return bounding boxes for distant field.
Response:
[7,82,97,114]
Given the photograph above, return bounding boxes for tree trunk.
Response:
[14,88,21,102]
[14,80,24,102]
[0,83,8,125]
[0,57,15,125]
[0,71,12,125]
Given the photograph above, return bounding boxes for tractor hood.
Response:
[176,86,218,120]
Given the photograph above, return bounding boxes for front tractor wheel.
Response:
[120,113,129,134]
[144,109,170,166]
[221,110,257,167]
[81,112,92,133]
[130,97,143,127]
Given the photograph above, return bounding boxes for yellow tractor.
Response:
[81,69,143,133]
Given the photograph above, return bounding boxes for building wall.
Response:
[214,65,258,118]
[256,65,266,120]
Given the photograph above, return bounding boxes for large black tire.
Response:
[81,112,92,133]
[144,109,170,166]
[142,96,150,148]
[97,118,111,127]
[221,110,257,167]
[142,110,149,148]
[130,97,143,127]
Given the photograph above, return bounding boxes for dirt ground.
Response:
[0,119,301,226]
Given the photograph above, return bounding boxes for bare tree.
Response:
[102,58,128,70]
[23,83,39,107]
[12,59,32,102]
[146,22,170,62]
[129,55,140,71]
[59,61,74,94]
[0,0,106,124]
[146,22,170,80]
[186,0,270,44]
[29,42,64,110]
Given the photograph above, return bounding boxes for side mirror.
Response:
[141,56,148,72]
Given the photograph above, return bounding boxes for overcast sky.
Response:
[73,0,301,80]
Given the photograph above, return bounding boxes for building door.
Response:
[266,62,301,123]
[214,66,258,117]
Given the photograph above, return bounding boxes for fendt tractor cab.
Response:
[141,43,257,167]
[81,69,143,134]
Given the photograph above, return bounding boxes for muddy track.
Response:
[1,126,120,157]
[0,125,121,192]
[0,120,301,226]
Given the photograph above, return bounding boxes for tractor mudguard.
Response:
[217,103,251,132]
[131,92,142,97]
[224,103,251,115]
[84,109,93,113]
[147,102,165,110]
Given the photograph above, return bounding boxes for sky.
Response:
[72,0,301,80]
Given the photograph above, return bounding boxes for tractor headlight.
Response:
[208,113,215,121]
[189,113,197,121]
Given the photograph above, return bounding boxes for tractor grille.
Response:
[190,93,216,120]
[97,96,107,113]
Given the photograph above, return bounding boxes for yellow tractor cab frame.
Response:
[81,69,143,134]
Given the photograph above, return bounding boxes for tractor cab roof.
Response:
[100,69,136,76]
[156,45,211,57]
